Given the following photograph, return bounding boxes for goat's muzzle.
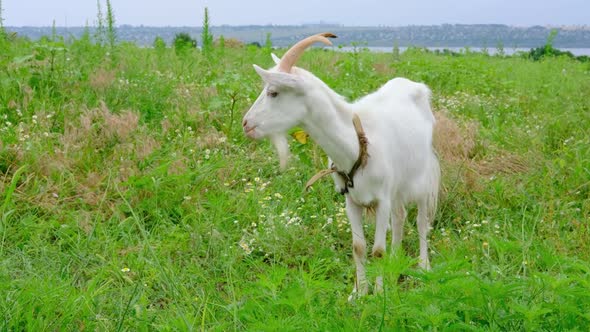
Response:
[242,119,258,139]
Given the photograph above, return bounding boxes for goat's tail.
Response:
[411,83,435,124]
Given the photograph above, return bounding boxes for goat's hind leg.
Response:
[417,198,434,270]
[391,203,407,248]
[372,200,391,294]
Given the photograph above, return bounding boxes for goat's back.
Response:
[354,77,434,143]
[352,77,438,203]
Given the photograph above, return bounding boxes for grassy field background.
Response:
[0,31,589,330]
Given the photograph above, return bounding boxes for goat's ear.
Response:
[271,53,281,65]
[253,64,302,90]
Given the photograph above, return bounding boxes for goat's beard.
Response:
[270,134,290,170]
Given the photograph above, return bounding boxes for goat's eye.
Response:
[267,91,279,98]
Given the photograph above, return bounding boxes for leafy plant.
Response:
[264,32,272,55]
[201,7,213,55]
[0,0,4,33]
[95,0,106,45]
[153,36,166,54]
[105,0,116,50]
[216,34,225,56]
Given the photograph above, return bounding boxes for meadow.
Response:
[0,31,589,330]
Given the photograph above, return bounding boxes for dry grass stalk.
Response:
[89,68,116,91]
[197,130,227,150]
[433,110,530,192]
[434,110,478,163]
[168,158,188,176]
[372,62,393,75]
[135,135,161,161]
[63,102,140,150]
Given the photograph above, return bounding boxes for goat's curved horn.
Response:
[278,32,337,73]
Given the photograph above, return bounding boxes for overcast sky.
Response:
[3,0,589,27]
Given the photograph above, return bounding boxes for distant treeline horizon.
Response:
[7,23,590,48]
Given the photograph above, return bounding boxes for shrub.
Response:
[153,36,166,53]
[173,33,196,56]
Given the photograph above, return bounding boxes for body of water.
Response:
[338,46,590,56]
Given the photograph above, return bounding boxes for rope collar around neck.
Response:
[305,113,369,195]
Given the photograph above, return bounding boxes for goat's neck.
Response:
[300,90,359,172]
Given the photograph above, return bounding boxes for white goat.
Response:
[242,33,440,298]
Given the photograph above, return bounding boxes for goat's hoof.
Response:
[419,260,431,271]
[347,285,368,302]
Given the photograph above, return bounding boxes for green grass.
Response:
[1,34,589,330]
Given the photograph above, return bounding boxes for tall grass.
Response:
[0,32,589,330]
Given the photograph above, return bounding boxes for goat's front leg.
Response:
[346,195,367,301]
[373,200,391,294]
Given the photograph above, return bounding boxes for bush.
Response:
[173,33,196,56]
[526,29,589,62]
[153,36,166,50]
[528,45,575,61]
